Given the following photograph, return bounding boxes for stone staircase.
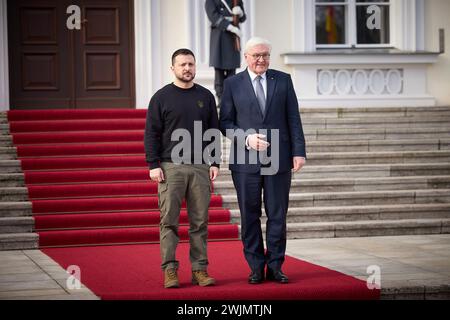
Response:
[1,106,450,250]
[0,112,38,250]
[215,106,450,239]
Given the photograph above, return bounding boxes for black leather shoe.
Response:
[248,270,264,284]
[266,269,289,283]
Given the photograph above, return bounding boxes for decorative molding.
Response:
[286,49,436,107]
[297,96,436,108]
[0,0,9,111]
[317,69,404,96]
[283,52,440,65]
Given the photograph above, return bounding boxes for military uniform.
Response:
[205,0,246,102]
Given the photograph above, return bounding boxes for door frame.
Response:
[0,0,9,111]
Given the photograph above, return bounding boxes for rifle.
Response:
[232,0,241,51]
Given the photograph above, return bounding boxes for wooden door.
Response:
[8,0,72,109]
[7,0,135,109]
[74,0,134,108]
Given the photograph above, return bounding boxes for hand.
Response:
[209,166,219,181]
[226,24,242,38]
[149,168,165,182]
[232,6,244,17]
[292,157,306,173]
[247,134,270,151]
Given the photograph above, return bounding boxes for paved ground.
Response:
[0,249,98,300]
[1,234,449,300]
[286,234,450,299]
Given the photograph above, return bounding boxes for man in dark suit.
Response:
[219,37,306,284]
[205,0,246,105]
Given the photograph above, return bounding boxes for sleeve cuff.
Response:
[148,161,160,170]
[245,135,251,150]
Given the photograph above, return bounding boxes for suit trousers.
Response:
[214,68,236,101]
[231,170,292,272]
[158,162,211,271]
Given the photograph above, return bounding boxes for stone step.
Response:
[0,233,38,250]
[12,150,450,167]
[0,160,22,173]
[8,127,449,147]
[9,116,449,133]
[0,123,10,135]
[230,204,450,224]
[0,217,34,233]
[300,116,450,129]
[221,139,450,154]
[221,189,450,209]
[0,135,13,146]
[306,127,450,141]
[0,202,32,217]
[222,149,450,166]
[276,218,450,239]
[299,106,450,119]
[0,173,25,187]
[221,150,450,166]
[0,187,28,201]
[0,147,17,160]
[214,175,450,194]
[301,151,450,165]
[0,113,7,124]
[1,163,447,188]
[4,175,449,201]
[303,139,450,152]
[217,163,450,178]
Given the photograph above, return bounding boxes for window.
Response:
[315,0,390,48]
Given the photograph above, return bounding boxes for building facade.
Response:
[0,0,449,111]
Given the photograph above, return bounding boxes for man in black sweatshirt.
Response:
[144,48,220,288]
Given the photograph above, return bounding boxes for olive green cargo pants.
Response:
[158,162,211,271]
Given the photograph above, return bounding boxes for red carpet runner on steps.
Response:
[8,109,237,247]
[7,109,379,300]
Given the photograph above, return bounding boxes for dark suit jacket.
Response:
[219,69,306,174]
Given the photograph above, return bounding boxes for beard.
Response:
[176,71,195,83]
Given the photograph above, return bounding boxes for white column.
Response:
[292,0,315,52]
[187,0,210,68]
[0,0,9,111]
[134,0,162,109]
[392,0,424,52]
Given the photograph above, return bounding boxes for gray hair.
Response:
[244,37,272,53]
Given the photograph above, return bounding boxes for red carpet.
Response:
[8,109,235,248]
[43,241,380,300]
[8,109,380,300]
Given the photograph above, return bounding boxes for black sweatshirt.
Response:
[144,83,220,169]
